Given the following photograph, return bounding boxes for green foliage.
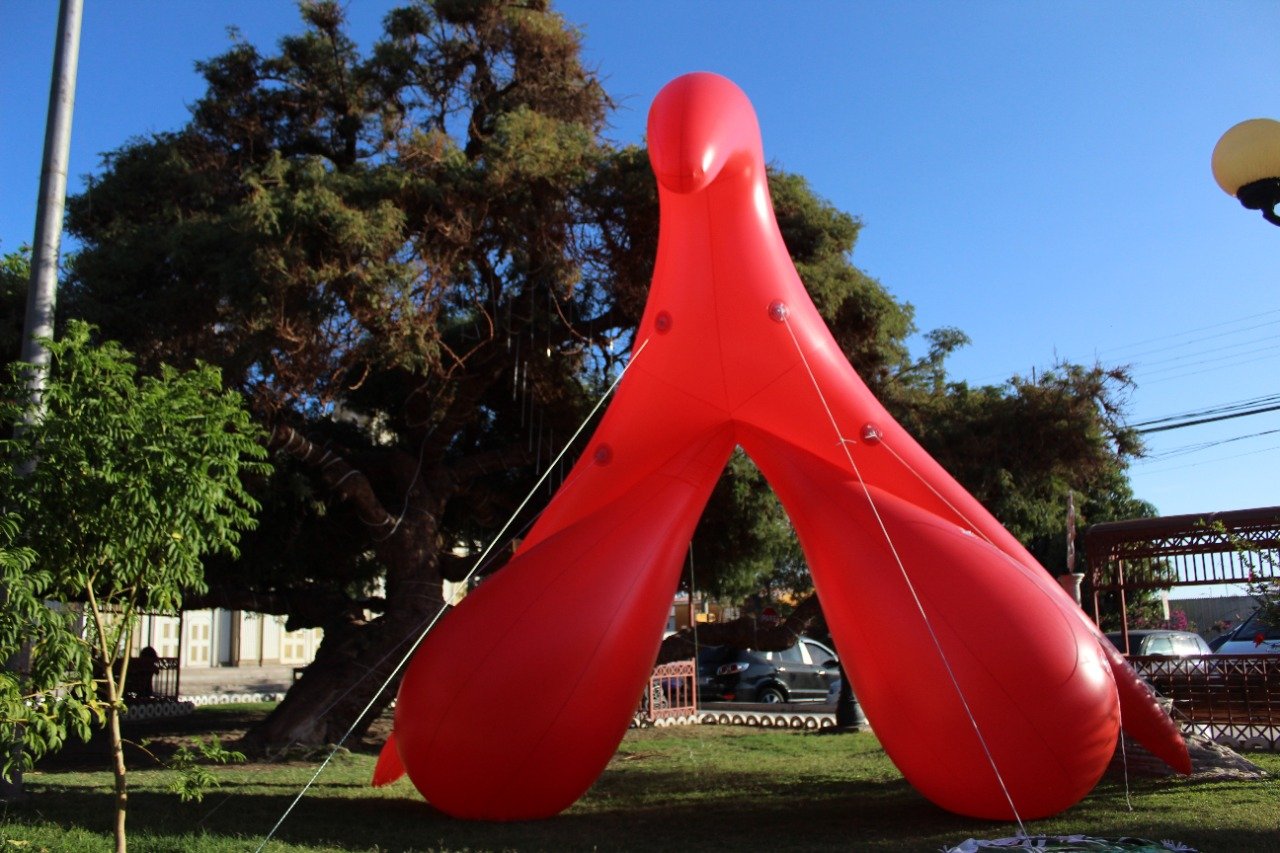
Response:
[0,320,268,779]
[1208,520,1280,629]
[165,736,247,803]
[688,450,806,602]
[0,514,101,775]
[896,363,1147,568]
[1,247,32,365]
[1,321,270,615]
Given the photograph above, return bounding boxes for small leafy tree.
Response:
[0,321,268,852]
[148,735,246,803]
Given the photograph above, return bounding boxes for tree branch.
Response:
[655,593,824,665]
[267,424,397,534]
[183,583,383,630]
[432,442,534,494]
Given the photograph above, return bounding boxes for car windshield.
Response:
[1104,631,1210,656]
[1235,611,1280,642]
[1172,635,1210,655]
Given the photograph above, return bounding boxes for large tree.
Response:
[61,0,1150,749]
[61,0,928,749]
[66,0,621,749]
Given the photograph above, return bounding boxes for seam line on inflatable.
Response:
[777,311,1029,835]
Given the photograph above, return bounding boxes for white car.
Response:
[1213,610,1280,655]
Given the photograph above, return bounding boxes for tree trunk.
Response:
[834,664,860,728]
[239,600,441,751]
[103,672,128,853]
[655,592,824,664]
[230,427,528,752]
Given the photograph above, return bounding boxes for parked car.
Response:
[1104,629,1212,658]
[697,638,840,704]
[1105,629,1216,685]
[1212,610,1280,655]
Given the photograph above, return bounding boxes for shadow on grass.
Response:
[12,774,1279,853]
[17,733,1280,853]
[14,768,991,852]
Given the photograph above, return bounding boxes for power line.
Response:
[1130,393,1280,429]
[1092,308,1280,361]
[1139,427,1280,462]
[1134,350,1280,386]
[1134,402,1280,434]
[1098,316,1280,364]
[1127,333,1280,373]
[962,307,1280,387]
[1131,341,1280,380]
[1133,440,1280,475]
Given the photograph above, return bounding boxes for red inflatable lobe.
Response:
[388,424,734,819]
[375,71,1188,822]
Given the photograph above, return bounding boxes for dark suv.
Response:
[697,638,839,704]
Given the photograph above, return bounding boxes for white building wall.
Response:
[68,606,323,671]
[175,610,323,669]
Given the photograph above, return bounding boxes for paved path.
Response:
[178,664,296,701]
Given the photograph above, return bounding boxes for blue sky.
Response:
[3,1,1278,534]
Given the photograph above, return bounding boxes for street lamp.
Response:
[1211,118,1280,227]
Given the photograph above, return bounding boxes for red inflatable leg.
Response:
[388,425,734,819]
[742,428,1120,820]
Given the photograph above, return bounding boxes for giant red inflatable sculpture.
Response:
[373,73,1189,821]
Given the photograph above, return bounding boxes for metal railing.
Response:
[123,655,180,703]
[1128,654,1280,750]
[636,659,698,726]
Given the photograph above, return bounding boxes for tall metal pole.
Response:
[21,0,83,396]
[2,0,83,803]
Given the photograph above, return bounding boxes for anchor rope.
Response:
[876,438,998,549]
[254,338,652,851]
[1110,638,1135,812]
[779,314,1028,835]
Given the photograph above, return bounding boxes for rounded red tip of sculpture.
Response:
[646,72,762,195]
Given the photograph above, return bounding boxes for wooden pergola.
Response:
[1083,505,1280,651]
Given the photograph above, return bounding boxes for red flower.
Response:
[1255,632,1266,647]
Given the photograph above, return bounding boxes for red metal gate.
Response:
[637,659,698,725]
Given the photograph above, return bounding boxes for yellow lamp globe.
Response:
[1212,118,1280,226]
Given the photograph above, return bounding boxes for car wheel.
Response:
[757,686,786,704]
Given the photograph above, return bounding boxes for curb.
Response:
[180,692,289,706]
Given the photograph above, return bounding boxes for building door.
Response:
[184,611,213,667]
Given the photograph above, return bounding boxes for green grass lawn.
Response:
[2,705,1277,852]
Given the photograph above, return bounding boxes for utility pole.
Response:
[1057,489,1085,607]
[2,0,84,803]
[22,0,83,403]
